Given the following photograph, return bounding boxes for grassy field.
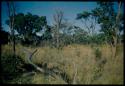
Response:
[1,44,123,84]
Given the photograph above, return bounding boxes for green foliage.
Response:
[90,33,107,44]
[5,12,47,45]
[42,25,52,41]
[76,2,123,46]
[92,2,123,44]
[76,11,91,20]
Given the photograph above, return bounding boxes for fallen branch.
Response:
[22,48,45,73]
[21,48,69,84]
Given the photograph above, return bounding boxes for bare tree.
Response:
[53,10,64,48]
[77,11,97,37]
[6,2,16,56]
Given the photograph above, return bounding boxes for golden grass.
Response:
[1,44,123,84]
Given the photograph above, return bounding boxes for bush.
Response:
[1,54,25,81]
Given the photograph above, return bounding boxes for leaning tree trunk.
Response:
[113,1,122,58]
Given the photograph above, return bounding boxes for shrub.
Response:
[1,54,25,81]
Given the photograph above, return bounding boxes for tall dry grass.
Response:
[1,44,123,84]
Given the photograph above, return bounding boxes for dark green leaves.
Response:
[76,11,91,20]
[5,12,48,45]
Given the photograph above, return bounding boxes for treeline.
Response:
[2,2,123,48]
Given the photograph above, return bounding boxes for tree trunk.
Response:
[57,25,59,48]
[113,2,122,58]
[7,2,16,56]
[12,2,16,56]
[53,10,63,49]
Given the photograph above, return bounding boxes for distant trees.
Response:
[76,11,97,36]
[76,9,99,45]
[71,26,87,44]
[4,2,123,49]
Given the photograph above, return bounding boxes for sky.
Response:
[1,1,119,35]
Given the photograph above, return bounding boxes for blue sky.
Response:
[1,1,119,34]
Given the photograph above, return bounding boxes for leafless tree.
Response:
[53,10,64,48]
[80,15,97,36]
[6,2,16,56]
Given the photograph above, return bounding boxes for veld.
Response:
[1,44,123,84]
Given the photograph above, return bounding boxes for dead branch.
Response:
[22,48,45,73]
[21,48,69,84]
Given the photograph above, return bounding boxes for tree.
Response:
[76,10,99,45]
[114,2,123,57]
[6,13,47,45]
[92,2,123,58]
[76,11,97,36]
[60,20,75,46]
[73,26,88,44]
[42,25,52,41]
[42,25,52,46]
[53,10,64,48]
[6,2,16,56]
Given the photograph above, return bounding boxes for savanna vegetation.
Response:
[0,1,124,84]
